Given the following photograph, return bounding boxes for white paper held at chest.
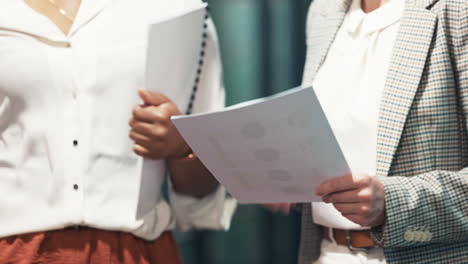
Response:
[172,86,350,203]
[138,3,207,218]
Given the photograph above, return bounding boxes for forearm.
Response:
[372,170,468,247]
[167,156,219,198]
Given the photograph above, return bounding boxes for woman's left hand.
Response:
[129,90,190,160]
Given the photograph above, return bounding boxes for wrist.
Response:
[168,143,196,163]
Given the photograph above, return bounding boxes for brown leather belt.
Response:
[322,226,379,251]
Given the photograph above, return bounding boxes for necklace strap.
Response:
[185,7,210,115]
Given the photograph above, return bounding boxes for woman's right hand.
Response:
[263,203,294,215]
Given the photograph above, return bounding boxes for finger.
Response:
[129,131,152,145]
[264,203,285,209]
[279,203,291,215]
[133,144,150,157]
[316,174,368,196]
[129,120,169,140]
[132,105,157,123]
[316,174,355,196]
[324,188,371,204]
[132,106,170,124]
[133,144,164,160]
[129,120,153,136]
[138,90,170,106]
[130,132,166,159]
[342,214,367,226]
[263,203,291,214]
[333,203,370,216]
[263,204,279,212]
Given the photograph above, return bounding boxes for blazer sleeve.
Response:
[371,3,468,248]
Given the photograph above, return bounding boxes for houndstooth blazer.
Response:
[299,0,468,263]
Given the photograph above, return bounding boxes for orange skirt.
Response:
[0,227,182,264]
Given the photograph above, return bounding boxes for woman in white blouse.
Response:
[0,0,234,263]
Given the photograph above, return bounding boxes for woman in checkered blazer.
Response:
[289,0,468,263]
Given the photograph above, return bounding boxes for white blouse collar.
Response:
[345,0,406,36]
[69,0,113,36]
[0,0,113,41]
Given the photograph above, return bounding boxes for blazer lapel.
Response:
[376,0,438,177]
[302,0,351,84]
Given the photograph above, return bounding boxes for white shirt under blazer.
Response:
[0,0,235,240]
[312,0,404,230]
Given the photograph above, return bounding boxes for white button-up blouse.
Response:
[0,0,235,240]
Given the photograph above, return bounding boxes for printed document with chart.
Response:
[172,86,351,204]
[137,3,207,218]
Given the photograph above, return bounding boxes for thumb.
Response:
[138,89,170,106]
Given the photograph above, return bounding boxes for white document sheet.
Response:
[172,86,350,204]
[137,4,207,218]
[145,3,207,109]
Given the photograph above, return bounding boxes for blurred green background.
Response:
[175,0,313,263]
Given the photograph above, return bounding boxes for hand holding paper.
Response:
[172,86,351,204]
[316,173,386,227]
[136,4,208,218]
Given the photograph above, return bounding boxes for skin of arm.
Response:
[129,90,219,199]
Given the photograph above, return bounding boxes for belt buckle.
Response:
[345,230,370,253]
